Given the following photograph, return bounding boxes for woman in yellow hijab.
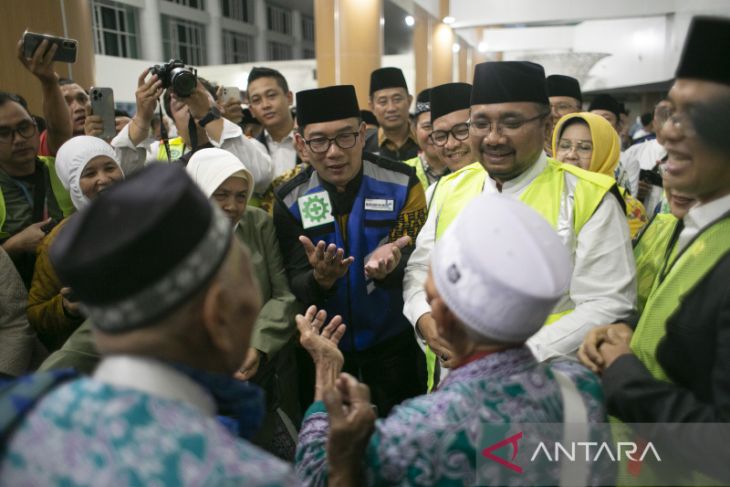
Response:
[552,112,647,238]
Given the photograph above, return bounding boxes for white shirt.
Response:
[677,192,730,253]
[264,130,298,177]
[622,139,666,194]
[403,153,637,362]
[94,355,215,416]
[112,119,275,194]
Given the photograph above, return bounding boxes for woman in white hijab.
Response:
[27,136,124,352]
[186,148,300,458]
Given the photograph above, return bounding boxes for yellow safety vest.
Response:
[403,155,429,191]
[156,137,186,161]
[0,156,74,239]
[632,213,677,316]
[423,158,614,389]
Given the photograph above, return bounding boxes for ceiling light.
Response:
[452,43,461,53]
[443,16,455,25]
[478,42,488,53]
[405,15,415,27]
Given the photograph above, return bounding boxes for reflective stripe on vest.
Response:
[632,213,677,316]
[156,137,186,161]
[403,156,429,191]
[0,157,74,238]
[630,215,730,381]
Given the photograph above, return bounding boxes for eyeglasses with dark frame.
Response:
[0,120,37,144]
[429,122,470,146]
[468,112,548,137]
[304,132,359,153]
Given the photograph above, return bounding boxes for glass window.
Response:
[221,0,252,23]
[223,30,254,63]
[162,15,206,65]
[92,0,139,59]
[266,4,291,35]
[267,40,292,60]
[164,0,205,10]
[301,15,314,42]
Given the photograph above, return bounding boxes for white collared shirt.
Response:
[403,153,636,362]
[677,192,730,253]
[93,355,216,416]
[265,130,298,177]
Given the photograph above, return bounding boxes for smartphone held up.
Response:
[22,31,78,63]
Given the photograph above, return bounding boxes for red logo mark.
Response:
[481,431,524,474]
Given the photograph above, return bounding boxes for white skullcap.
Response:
[186,148,255,200]
[55,136,123,210]
[432,193,571,343]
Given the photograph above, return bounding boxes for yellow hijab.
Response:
[551,112,621,177]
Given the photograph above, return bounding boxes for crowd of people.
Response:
[0,14,728,486]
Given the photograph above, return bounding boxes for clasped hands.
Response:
[577,323,634,374]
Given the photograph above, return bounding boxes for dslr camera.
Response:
[150,59,198,97]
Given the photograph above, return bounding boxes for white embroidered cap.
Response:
[431,193,571,343]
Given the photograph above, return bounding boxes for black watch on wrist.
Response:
[198,106,221,127]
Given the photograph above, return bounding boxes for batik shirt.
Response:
[1,359,296,486]
[295,347,606,486]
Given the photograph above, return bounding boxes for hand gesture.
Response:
[60,287,83,318]
[417,313,457,368]
[299,236,354,289]
[84,104,105,138]
[217,87,243,124]
[364,235,411,280]
[234,348,261,381]
[296,305,346,368]
[324,374,377,484]
[17,38,58,85]
[596,326,633,371]
[578,323,633,373]
[135,69,163,124]
[178,80,215,120]
[3,218,52,255]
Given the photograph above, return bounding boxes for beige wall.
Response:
[1,0,95,114]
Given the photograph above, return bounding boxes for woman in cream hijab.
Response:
[28,136,124,352]
[552,112,647,238]
[186,148,300,460]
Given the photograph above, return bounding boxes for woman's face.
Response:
[79,156,123,200]
[212,176,249,226]
[555,122,593,170]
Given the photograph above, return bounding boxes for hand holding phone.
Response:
[89,88,116,140]
[22,31,77,63]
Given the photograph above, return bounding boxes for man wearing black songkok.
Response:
[545,74,583,156]
[274,84,427,416]
[411,60,635,375]
[363,67,419,161]
[402,88,449,192]
[589,93,623,131]
[580,16,730,484]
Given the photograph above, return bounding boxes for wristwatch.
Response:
[198,106,221,127]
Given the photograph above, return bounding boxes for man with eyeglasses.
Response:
[545,74,583,156]
[273,85,427,416]
[578,17,730,483]
[0,40,74,287]
[401,89,448,192]
[403,81,475,389]
[412,61,635,370]
[364,67,420,162]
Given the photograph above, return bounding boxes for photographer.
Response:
[112,66,274,193]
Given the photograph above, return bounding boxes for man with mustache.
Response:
[544,74,583,157]
[411,61,635,368]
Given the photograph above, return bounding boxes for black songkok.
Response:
[50,164,232,332]
[471,61,549,106]
[296,85,360,128]
[360,109,378,127]
[370,67,408,95]
[430,83,472,123]
[414,88,432,117]
[546,75,582,103]
[676,16,730,85]
[589,94,622,119]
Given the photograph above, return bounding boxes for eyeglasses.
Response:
[305,132,359,153]
[663,109,695,137]
[468,112,547,137]
[551,103,579,114]
[429,123,470,146]
[556,139,593,157]
[0,120,37,144]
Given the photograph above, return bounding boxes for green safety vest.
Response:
[423,158,614,389]
[402,155,429,191]
[632,213,677,316]
[0,156,74,239]
[156,137,186,161]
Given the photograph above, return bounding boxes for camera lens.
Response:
[170,68,197,97]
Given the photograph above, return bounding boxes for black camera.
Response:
[150,59,198,97]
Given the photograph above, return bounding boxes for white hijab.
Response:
[54,136,123,210]
[186,148,255,200]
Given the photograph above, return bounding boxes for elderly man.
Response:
[274,85,427,416]
[408,61,635,371]
[545,74,583,156]
[0,165,295,485]
[294,194,607,486]
[401,89,448,192]
[364,67,419,161]
[579,16,730,484]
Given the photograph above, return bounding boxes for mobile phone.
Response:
[40,218,58,235]
[22,31,78,63]
[220,86,241,104]
[639,169,663,187]
[90,87,116,140]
